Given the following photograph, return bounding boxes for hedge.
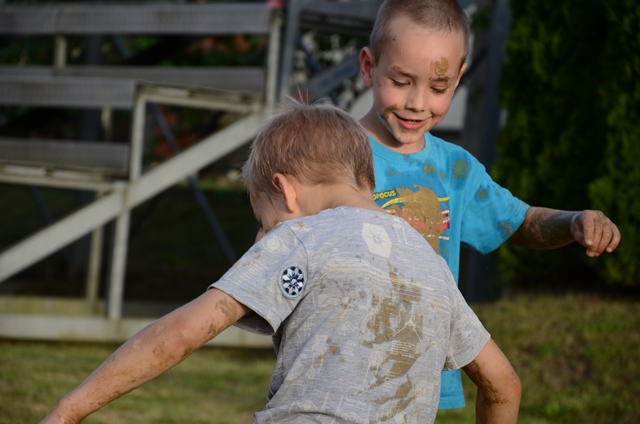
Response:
[492,0,640,288]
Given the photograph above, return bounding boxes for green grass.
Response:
[1,292,639,423]
[0,342,276,424]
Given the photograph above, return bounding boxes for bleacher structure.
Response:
[0,2,285,346]
[0,1,381,346]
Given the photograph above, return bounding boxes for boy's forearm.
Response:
[508,206,576,249]
[44,316,206,422]
[508,206,620,256]
[41,289,247,423]
[474,385,521,424]
[463,339,521,424]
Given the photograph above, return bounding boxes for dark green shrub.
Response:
[493,0,640,288]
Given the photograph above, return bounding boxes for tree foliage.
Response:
[493,0,640,287]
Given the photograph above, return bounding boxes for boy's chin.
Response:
[389,135,427,153]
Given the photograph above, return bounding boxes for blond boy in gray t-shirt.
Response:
[40,100,521,424]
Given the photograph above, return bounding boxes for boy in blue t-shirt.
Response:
[358,0,621,410]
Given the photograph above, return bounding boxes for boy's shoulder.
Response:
[284,206,443,262]
[281,206,424,249]
[425,132,475,158]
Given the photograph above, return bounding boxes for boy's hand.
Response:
[571,210,620,257]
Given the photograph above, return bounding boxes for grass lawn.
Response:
[1,292,639,423]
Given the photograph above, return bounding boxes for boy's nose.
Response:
[405,89,427,112]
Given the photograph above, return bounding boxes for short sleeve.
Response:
[443,268,491,370]
[210,224,308,336]
[460,154,529,254]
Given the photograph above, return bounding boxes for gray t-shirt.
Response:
[211,207,490,423]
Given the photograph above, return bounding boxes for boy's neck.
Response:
[297,183,383,216]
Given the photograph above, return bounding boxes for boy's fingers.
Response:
[584,212,620,257]
[606,222,621,253]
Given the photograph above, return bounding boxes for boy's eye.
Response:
[391,79,408,87]
[431,87,447,94]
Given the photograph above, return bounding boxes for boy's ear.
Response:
[360,47,375,88]
[272,173,298,214]
[454,62,468,90]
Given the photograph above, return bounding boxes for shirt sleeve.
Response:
[459,152,529,254]
[443,265,491,370]
[209,223,308,336]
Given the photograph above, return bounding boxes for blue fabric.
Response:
[370,132,529,409]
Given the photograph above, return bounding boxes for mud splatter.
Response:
[207,298,239,338]
[423,163,437,175]
[374,376,418,421]
[364,264,425,390]
[430,57,450,80]
[452,159,468,180]
[499,221,514,238]
[477,189,488,199]
[464,360,508,406]
[383,105,398,120]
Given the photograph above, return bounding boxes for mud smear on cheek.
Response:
[382,105,398,121]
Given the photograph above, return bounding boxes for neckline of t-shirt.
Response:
[368,133,433,164]
[284,205,394,226]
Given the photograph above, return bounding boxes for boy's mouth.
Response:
[396,114,428,130]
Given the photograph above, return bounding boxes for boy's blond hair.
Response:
[242,99,375,199]
[369,0,470,64]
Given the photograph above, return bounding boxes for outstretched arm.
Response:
[463,339,521,424]
[41,289,249,424]
[508,206,620,257]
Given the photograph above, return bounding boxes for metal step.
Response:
[0,138,130,177]
[0,74,136,109]
[300,0,380,34]
[0,65,265,95]
[0,3,272,35]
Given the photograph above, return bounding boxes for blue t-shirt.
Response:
[370,132,529,409]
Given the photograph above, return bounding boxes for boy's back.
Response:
[213,206,490,423]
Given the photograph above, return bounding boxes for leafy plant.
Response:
[493,0,640,287]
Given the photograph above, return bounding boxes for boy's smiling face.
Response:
[360,17,467,154]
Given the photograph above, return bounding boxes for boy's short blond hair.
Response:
[242,99,375,199]
[369,0,470,64]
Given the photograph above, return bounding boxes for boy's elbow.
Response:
[477,367,521,408]
[493,360,521,405]
[505,370,522,404]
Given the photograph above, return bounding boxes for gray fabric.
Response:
[211,207,490,423]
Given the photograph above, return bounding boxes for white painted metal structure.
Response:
[0,3,284,347]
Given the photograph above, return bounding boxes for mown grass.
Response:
[1,292,639,423]
[0,342,276,424]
